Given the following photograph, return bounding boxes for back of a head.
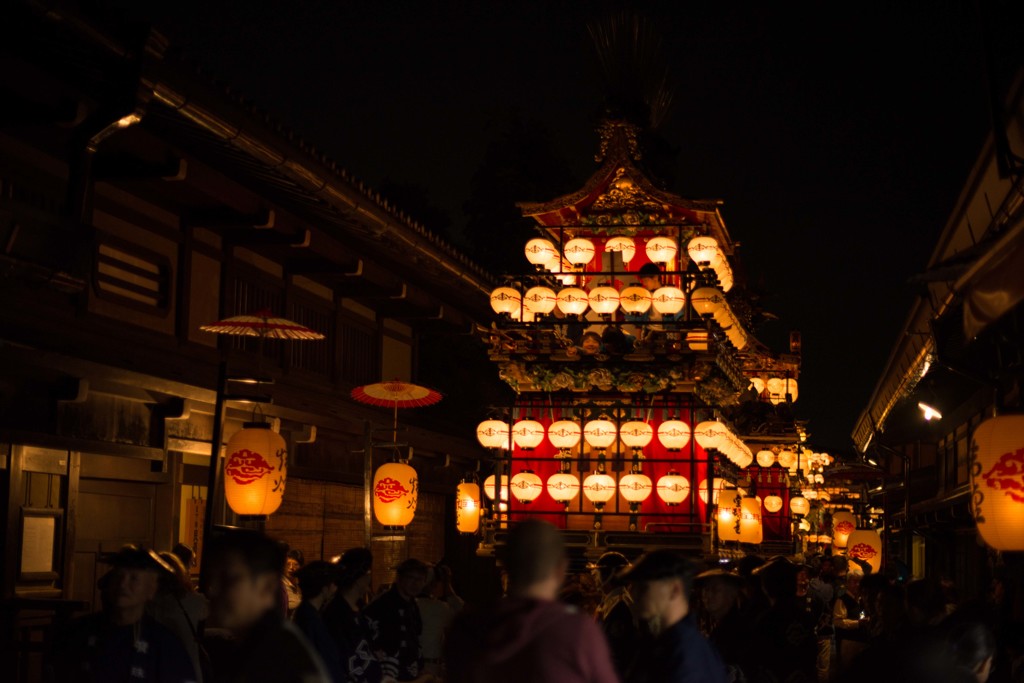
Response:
[337,547,373,589]
[396,558,430,579]
[296,560,338,598]
[503,520,565,592]
[206,529,285,581]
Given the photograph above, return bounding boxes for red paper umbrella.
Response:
[200,309,325,340]
[351,380,442,409]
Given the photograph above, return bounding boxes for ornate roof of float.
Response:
[517,118,734,252]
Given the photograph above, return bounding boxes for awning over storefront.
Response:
[962,220,1024,339]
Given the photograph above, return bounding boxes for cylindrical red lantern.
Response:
[455,482,480,534]
[970,415,1024,551]
[373,462,418,527]
[223,422,287,518]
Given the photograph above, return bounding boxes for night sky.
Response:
[107,1,1009,452]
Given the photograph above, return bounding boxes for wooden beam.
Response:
[188,207,274,230]
[92,154,186,182]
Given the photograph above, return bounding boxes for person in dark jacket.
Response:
[619,550,728,683]
[294,562,344,683]
[696,568,752,681]
[592,551,640,678]
[445,519,619,683]
[362,558,430,682]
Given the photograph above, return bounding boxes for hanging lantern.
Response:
[738,497,763,544]
[686,331,709,351]
[645,236,678,264]
[547,472,580,503]
[619,285,653,314]
[563,238,596,266]
[846,529,883,573]
[523,286,557,315]
[784,378,799,402]
[582,473,617,508]
[718,265,735,292]
[483,474,508,501]
[800,519,813,533]
[605,236,636,263]
[619,473,653,503]
[223,422,288,518]
[476,419,510,449]
[619,421,654,450]
[790,495,810,516]
[455,482,480,534]
[756,450,776,468]
[777,449,797,469]
[970,415,1024,551]
[651,286,686,315]
[657,472,691,505]
[694,420,727,450]
[490,287,522,316]
[511,419,545,450]
[524,238,557,267]
[732,449,753,469]
[373,461,417,527]
[698,477,727,505]
[686,235,723,267]
[764,495,783,513]
[717,505,741,542]
[583,419,618,450]
[766,377,786,405]
[588,286,620,315]
[510,471,543,504]
[750,377,766,395]
[547,420,582,451]
[556,287,590,316]
[657,420,691,451]
[690,287,724,316]
[832,510,857,548]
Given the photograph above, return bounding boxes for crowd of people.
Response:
[46,523,1022,683]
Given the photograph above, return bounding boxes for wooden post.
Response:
[199,359,227,588]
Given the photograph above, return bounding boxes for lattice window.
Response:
[338,318,378,385]
[94,236,171,311]
[288,299,333,375]
[227,270,284,360]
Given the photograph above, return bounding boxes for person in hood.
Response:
[444,519,619,683]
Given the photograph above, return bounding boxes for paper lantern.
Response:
[717,505,740,542]
[556,287,589,316]
[686,331,709,350]
[718,265,735,292]
[766,377,787,405]
[756,450,776,468]
[373,461,417,527]
[764,495,783,513]
[738,498,763,544]
[524,238,557,267]
[583,419,617,450]
[510,471,543,504]
[832,510,857,548]
[564,238,596,266]
[620,421,654,450]
[489,287,521,315]
[687,235,723,267]
[511,420,545,450]
[777,449,797,469]
[651,286,686,315]
[800,520,813,533]
[657,472,690,505]
[645,236,677,264]
[583,473,617,506]
[588,286,620,315]
[783,378,799,402]
[970,415,1024,550]
[690,287,724,316]
[619,285,653,314]
[619,473,653,503]
[547,420,582,451]
[750,377,766,395]
[224,422,288,518]
[547,472,580,503]
[694,421,727,450]
[658,420,691,451]
[483,474,508,501]
[523,286,557,315]
[455,483,481,533]
[605,236,636,263]
[790,496,810,516]
[847,529,883,573]
[476,420,510,449]
[698,477,727,505]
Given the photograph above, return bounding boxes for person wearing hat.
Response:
[695,568,752,681]
[50,545,198,683]
[749,556,818,683]
[618,549,727,683]
[591,551,640,678]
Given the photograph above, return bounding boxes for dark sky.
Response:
[111,1,1005,451]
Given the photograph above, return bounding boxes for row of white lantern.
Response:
[490,284,687,319]
[749,376,800,404]
[525,236,682,271]
[687,236,734,292]
[477,417,694,451]
[690,286,749,350]
[484,470,695,506]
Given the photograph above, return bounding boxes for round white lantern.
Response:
[764,495,783,513]
[511,420,545,450]
[687,235,723,267]
[476,419,510,449]
[846,529,883,573]
[588,286,620,315]
[619,421,654,450]
[547,472,580,503]
[657,472,691,505]
[583,419,617,450]
[698,477,726,505]
[605,236,636,263]
[619,473,653,503]
[564,238,596,266]
[582,473,617,506]
[619,286,653,314]
[750,377,766,394]
[777,449,797,469]
[756,450,776,468]
[556,287,590,316]
[510,471,544,504]
[690,287,724,316]
[657,420,691,451]
[489,287,521,315]
[646,236,678,264]
[651,286,686,315]
[694,420,727,450]
[547,420,581,450]
[483,474,508,501]
[790,496,810,516]
[523,286,557,315]
[524,238,557,267]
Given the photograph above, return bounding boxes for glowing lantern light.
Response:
[619,473,653,503]
[372,461,417,527]
[790,496,810,516]
[223,422,288,518]
[588,286,620,315]
[605,236,636,263]
[524,238,557,267]
[646,236,678,264]
[511,420,545,450]
[658,420,691,451]
[619,285,653,314]
[510,471,544,504]
[582,473,617,507]
[717,505,740,542]
[756,450,776,468]
[583,419,618,450]
[732,449,753,469]
[686,331,709,351]
[687,235,723,267]
[698,477,726,505]
[750,377,766,394]
[777,449,797,469]
[694,421,727,450]
[556,287,590,316]
[564,238,596,266]
[489,287,521,316]
[455,482,480,533]
[476,419,510,449]
[784,378,799,402]
[657,472,691,505]
[766,377,787,405]
[738,497,763,544]
[547,472,580,503]
[970,415,1024,550]
[832,510,857,548]
[691,287,724,316]
[651,286,686,315]
[800,519,813,532]
[764,495,783,513]
[523,286,557,315]
[483,474,508,501]
[719,266,735,292]
[846,529,883,573]
[620,421,654,450]
[547,420,582,451]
